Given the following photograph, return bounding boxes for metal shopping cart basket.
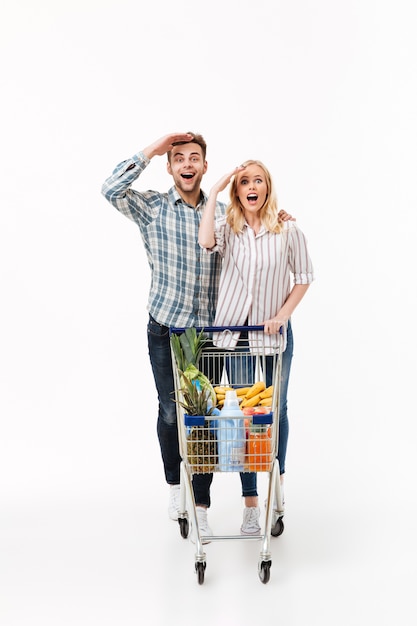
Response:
[170,325,285,584]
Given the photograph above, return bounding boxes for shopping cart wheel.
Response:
[178,517,189,538]
[271,516,284,537]
[195,561,206,585]
[258,560,271,584]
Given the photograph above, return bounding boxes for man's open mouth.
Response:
[181,173,194,180]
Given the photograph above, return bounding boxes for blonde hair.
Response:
[226,160,283,234]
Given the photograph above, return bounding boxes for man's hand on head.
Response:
[143,133,194,159]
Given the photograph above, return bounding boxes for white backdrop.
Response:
[1,1,416,625]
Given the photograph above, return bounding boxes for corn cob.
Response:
[214,386,233,394]
[241,392,263,408]
[259,385,274,399]
[244,381,266,400]
[259,397,273,406]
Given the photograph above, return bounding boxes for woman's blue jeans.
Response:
[231,321,294,497]
[147,315,213,506]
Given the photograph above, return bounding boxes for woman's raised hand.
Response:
[212,166,245,194]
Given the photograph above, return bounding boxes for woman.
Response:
[199,160,314,535]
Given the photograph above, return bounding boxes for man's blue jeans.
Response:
[229,321,294,497]
[147,315,213,506]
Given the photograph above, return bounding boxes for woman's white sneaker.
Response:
[240,506,261,535]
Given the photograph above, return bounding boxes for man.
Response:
[101,132,290,538]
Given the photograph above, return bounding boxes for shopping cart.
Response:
[170,325,285,585]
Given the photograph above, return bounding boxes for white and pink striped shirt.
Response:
[204,217,315,352]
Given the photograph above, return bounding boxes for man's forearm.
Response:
[101,152,149,207]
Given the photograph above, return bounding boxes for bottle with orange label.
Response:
[246,408,273,472]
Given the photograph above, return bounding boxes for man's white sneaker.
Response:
[190,506,212,544]
[240,506,261,535]
[168,484,180,521]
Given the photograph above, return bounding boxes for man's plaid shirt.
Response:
[101,152,225,328]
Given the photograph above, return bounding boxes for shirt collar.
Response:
[169,186,207,209]
[243,221,266,236]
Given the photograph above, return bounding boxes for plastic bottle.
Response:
[217,390,246,471]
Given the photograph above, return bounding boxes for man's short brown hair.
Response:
[167,132,207,162]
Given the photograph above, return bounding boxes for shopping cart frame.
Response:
[170,325,285,584]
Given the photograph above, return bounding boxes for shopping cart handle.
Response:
[170,325,283,335]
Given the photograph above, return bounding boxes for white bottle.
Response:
[217,390,246,472]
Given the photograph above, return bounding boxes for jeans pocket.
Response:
[147,315,169,338]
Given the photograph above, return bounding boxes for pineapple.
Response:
[175,376,218,472]
[170,328,216,406]
[175,375,212,416]
[171,334,218,473]
[187,425,217,473]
